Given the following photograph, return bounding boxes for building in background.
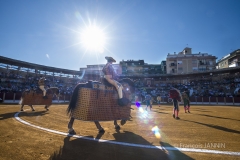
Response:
[217,49,240,69]
[119,59,165,76]
[161,61,166,74]
[166,47,217,74]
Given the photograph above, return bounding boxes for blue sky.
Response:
[0,0,239,70]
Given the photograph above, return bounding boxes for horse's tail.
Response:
[67,83,86,116]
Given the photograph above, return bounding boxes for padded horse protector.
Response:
[20,90,52,105]
[70,87,131,121]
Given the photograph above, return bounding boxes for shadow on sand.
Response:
[0,112,19,120]
[50,131,193,160]
[182,119,240,134]
[152,110,169,114]
[0,110,48,120]
[18,110,49,118]
[194,113,240,122]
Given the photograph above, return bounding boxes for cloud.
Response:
[46,54,50,59]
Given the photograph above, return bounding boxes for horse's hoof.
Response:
[20,109,23,111]
[99,128,105,133]
[32,109,35,111]
[45,106,49,111]
[68,128,76,135]
[120,120,126,126]
[115,125,120,130]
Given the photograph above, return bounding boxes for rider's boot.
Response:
[43,95,48,99]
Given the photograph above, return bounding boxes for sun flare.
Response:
[81,25,106,53]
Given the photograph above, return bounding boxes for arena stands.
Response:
[0,55,240,105]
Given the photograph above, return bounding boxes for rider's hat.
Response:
[105,56,116,62]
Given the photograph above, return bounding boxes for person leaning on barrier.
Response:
[102,56,129,106]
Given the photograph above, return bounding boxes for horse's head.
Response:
[47,87,60,98]
[119,78,135,99]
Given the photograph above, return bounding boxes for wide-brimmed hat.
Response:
[105,56,116,62]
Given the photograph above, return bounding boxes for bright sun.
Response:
[81,25,106,53]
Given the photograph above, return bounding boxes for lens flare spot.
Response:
[139,107,144,113]
[135,101,141,108]
[155,132,161,139]
[152,126,161,139]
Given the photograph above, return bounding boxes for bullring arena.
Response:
[0,103,240,160]
[0,56,240,160]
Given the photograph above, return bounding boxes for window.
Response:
[192,67,198,71]
[192,60,197,64]
[177,61,182,64]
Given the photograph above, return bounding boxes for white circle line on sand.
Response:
[14,112,240,156]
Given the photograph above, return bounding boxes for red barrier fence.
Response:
[0,93,72,102]
[1,93,240,105]
[159,96,240,105]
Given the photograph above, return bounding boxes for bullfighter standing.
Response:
[182,89,190,113]
[169,87,182,120]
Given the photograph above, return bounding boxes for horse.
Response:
[67,78,135,134]
[19,87,60,111]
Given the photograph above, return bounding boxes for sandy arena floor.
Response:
[0,104,240,160]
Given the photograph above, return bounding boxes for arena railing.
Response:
[0,92,70,104]
[1,92,240,106]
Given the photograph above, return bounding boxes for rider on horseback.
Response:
[102,56,128,106]
[38,76,48,99]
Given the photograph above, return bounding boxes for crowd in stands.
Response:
[133,73,240,101]
[0,71,87,95]
[1,70,240,101]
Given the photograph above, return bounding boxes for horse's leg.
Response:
[20,105,24,111]
[29,105,35,111]
[114,120,120,130]
[120,119,127,126]
[44,105,49,111]
[68,117,76,134]
[94,121,105,133]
